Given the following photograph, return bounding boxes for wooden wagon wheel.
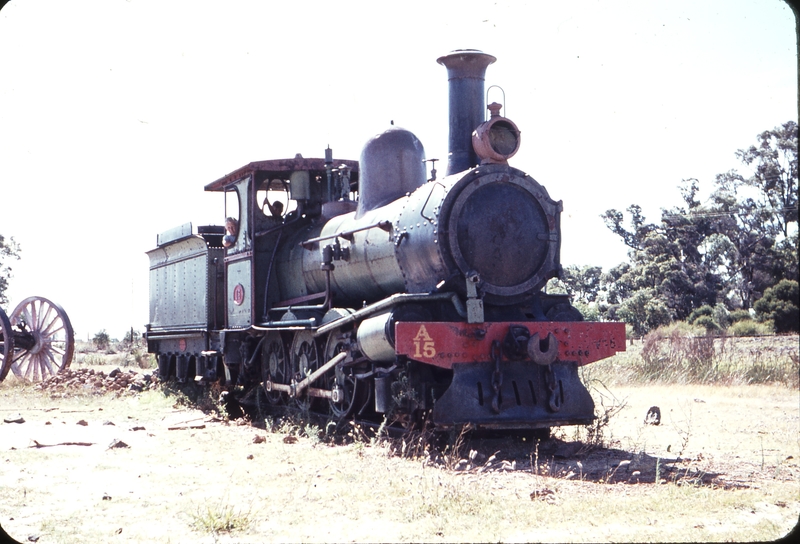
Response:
[0,307,14,382]
[8,297,74,382]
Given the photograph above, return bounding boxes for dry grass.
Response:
[583,332,798,388]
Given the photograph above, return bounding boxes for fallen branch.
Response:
[168,424,206,431]
[29,440,94,448]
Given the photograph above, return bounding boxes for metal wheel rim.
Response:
[261,331,287,405]
[0,308,14,382]
[325,329,358,419]
[9,296,74,382]
[290,330,319,411]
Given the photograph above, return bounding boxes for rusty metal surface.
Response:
[395,321,626,368]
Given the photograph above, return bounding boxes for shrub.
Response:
[729,309,752,324]
[92,330,110,351]
[693,315,721,334]
[728,319,774,337]
[687,305,714,324]
[754,280,799,333]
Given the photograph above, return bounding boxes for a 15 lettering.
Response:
[412,324,437,358]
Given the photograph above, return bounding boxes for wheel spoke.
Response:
[42,349,57,375]
[20,354,34,380]
[40,316,65,339]
[37,302,54,331]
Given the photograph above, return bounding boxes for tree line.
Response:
[554,121,799,336]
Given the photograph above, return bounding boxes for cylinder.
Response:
[436,50,496,176]
[356,312,396,362]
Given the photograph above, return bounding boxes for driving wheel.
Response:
[324,328,360,419]
[289,330,320,411]
[261,331,288,405]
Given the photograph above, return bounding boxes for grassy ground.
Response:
[0,336,798,542]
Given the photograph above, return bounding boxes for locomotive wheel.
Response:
[261,331,288,405]
[9,297,74,382]
[324,329,360,420]
[289,330,320,411]
[0,308,14,382]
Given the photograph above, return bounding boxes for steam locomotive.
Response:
[144,50,625,432]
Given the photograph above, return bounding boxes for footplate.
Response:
[431,360,595,430]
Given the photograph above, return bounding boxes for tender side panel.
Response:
[395,321,626,368]
[147,236,222,331]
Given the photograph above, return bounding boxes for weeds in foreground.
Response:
[575,378,627,451]
[670,402,694,458]
[188,497,254,536]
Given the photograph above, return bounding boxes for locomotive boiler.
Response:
[145,50,625,433]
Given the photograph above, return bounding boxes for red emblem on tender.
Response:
[233,283,245,306]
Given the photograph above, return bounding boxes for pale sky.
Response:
[0,0,796,340]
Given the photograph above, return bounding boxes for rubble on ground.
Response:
[34,367,158,394]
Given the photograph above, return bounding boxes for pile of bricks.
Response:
[34,367,158,394]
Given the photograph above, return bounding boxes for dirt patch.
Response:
[0,378,798,543]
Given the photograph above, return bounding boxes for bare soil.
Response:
[0,366,798,543]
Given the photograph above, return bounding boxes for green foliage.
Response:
[0,234,21,306]
[599,121,798,334]
[123,329,141,344]
[561,264,603,303]
[735,120,798,239]
[189,498,253,535]
[693,315,721,334]
[92,330,110,351]
[687,305,714,324]
[754,279,800,333]
[572,301,601,322]
[616,289,672,337]
[727,319,774,337]
[729,309,752,323]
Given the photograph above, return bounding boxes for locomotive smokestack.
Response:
[437,50,496,176]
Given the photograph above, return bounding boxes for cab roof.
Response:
[204,157,360,192]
